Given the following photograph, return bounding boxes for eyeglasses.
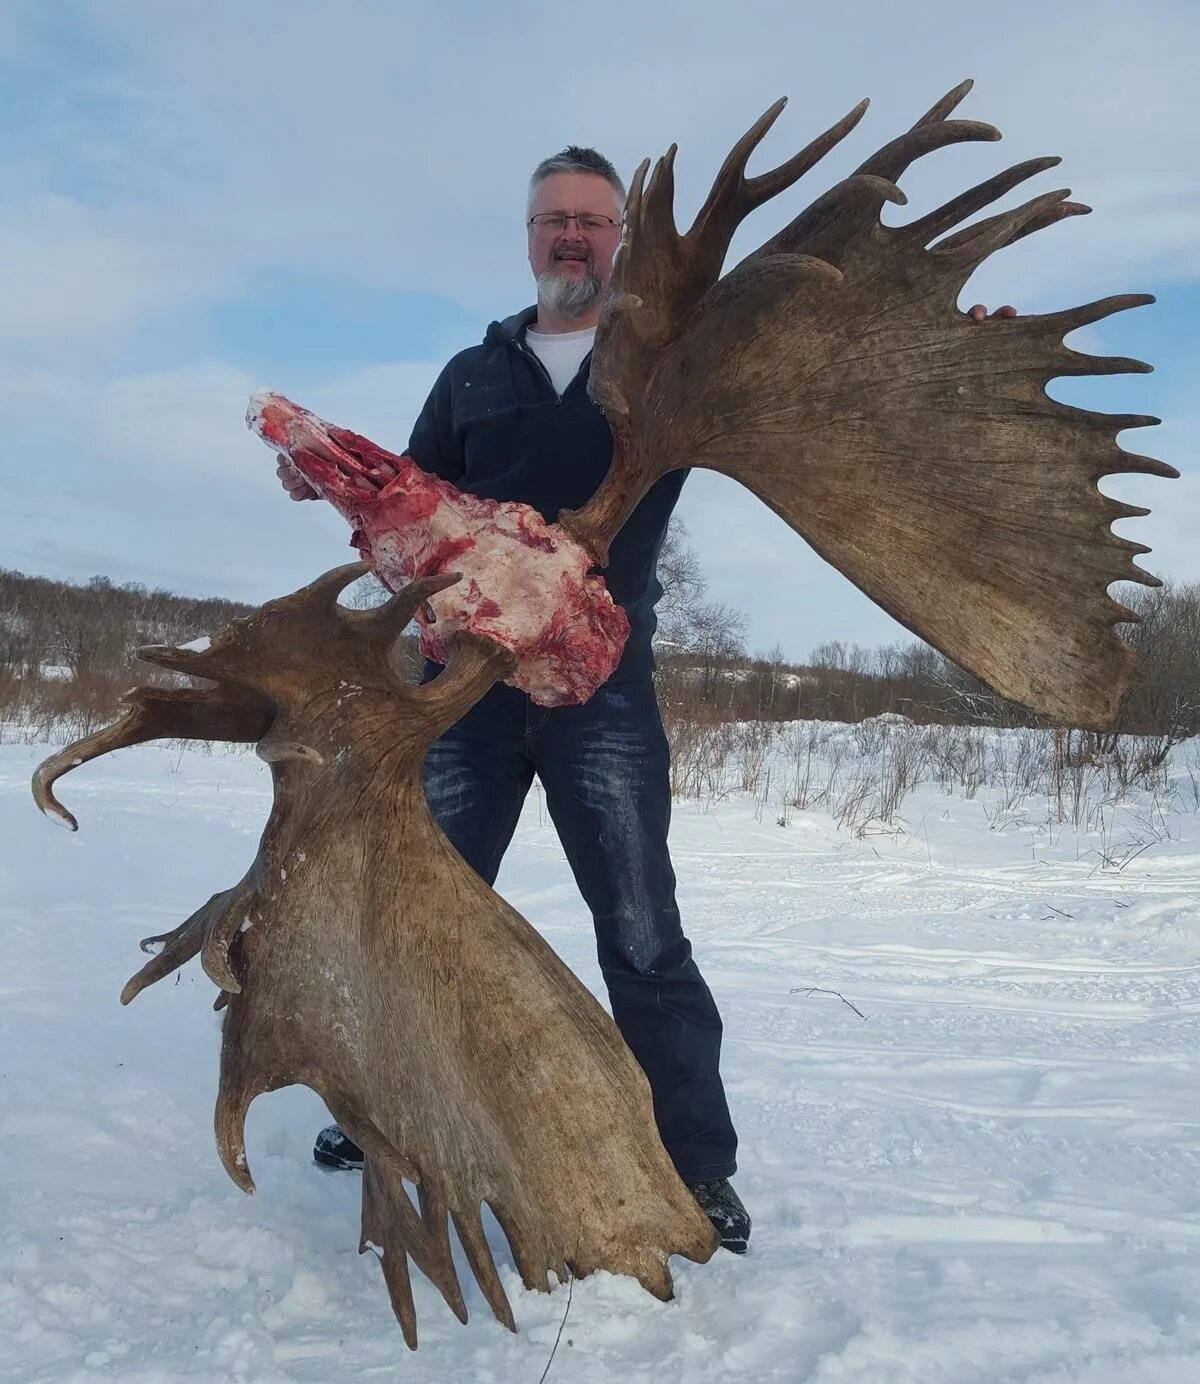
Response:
[528,212,620,234]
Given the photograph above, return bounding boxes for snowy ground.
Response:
[2,729,1199,1383]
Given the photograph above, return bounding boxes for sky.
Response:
[2,0,1196,661]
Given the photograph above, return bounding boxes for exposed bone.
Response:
[247,395,630,708]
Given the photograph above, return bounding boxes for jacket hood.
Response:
[484,307,538,347]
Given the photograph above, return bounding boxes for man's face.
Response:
[527,171,623,318]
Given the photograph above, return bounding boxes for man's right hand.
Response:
[276,455,318,501]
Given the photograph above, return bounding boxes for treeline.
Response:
[650,523,1200,743]
[3,534,1198,750]
[0,570,259,677]
[0,570,261,735]
[791,581,1200,742]
[0,567,430,739]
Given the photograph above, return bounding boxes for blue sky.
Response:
[2,0,1196,659]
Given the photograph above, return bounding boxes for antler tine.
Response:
[1058,349,1154,378]
[688,97,788,241]
[416,1182,470,1324]
[121,882,251,1005]
[34,704,156,831]
[913,78,976,127]
[999,199,1090,249]
[1107,451,1184,484]
[1105,498,1153,521]
[412,632,516,732]
[33,686,272,830]
[623,146,684,272]
[930,187,1076,269]
[855,117,1001,184]
[622,157,651,235]
[290,560,372,611]
[1035,291,1158,336]
[1110,533,1155,560]
[755,122,1001,268]
[136,644,219,677]
[607,158,651,302]
[758,171,906,259]
[451,1204,516,1331]
[905,155,1063,245]
[642,144,679,228]
[337,572,462,641]
[120,914,206,1006]
[744,96,870,205]
[688,96,869,257]
[1123,561,1166,588]
[1109,412,1163,431]
[1107,448,1179,479]
[1106,594,1142,624]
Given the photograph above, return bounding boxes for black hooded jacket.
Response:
[406,306,687,685]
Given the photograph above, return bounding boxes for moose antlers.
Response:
[34,564,715,1347]
[562,79,1175,729]
[32,79,1175,1352]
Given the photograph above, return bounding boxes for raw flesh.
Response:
[248,391,628,706]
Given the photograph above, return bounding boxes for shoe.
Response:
[313,1124,364,1171]
[689,1177,750,1254]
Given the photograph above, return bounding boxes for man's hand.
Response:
[967,304,1017,322]
[276,455,318,501]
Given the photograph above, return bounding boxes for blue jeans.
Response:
[421,671,738,1182]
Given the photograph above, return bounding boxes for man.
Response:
[280,144,1013,1257]
[282,146,752,1254]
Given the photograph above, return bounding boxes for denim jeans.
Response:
[421,670,738,1182]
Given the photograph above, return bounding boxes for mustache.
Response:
[550,244,594,269]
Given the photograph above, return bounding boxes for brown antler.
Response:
[562,80,1176,729]
[33,685,272,831]
[34,564,715,1348]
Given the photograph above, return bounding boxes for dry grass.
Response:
[661,709,1198,842]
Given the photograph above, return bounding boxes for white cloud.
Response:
[2,0,1195,657]
[92,363,261,474]
[8,0,1198,351]
[7,358,448,605]
[0,196,227,358]
[295,362,444,455]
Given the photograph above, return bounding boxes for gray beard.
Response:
[536,264,603,319]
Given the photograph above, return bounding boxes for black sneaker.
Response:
[689,1177,750,1254]
[313,1124,364,1171]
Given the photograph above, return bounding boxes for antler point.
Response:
[39,801,78,832]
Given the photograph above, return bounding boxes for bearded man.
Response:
[283,146,751,1252]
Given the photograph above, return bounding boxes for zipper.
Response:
[513,340,593,407]
[513,339,560,402]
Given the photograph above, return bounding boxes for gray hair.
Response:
[527,146,625,214]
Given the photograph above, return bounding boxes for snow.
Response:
[180,637,213,653]
[2,730,1199,1382]
[37,799,77,830]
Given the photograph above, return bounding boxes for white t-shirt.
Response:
[524,325,596,397]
